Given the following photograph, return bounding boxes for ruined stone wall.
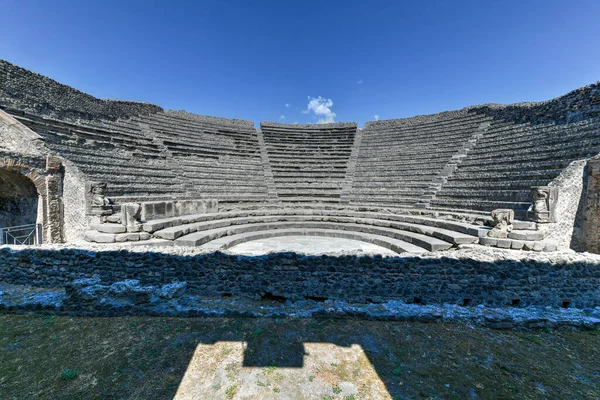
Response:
[537,160,588,249]
[468,81,600,124]
[0,110,74,242]
[581,159,600,253]
[60,158,89,242]
[0,60,162,121]
[1,248,599,308]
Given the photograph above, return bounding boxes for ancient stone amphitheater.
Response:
[2,59,600,309]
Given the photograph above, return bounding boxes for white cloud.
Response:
[303,96,336,124]
[374,114,380,121]
[357,79,363,84]
[279,115,285,120]
[285,103,290,108]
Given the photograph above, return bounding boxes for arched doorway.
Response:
[0,168,41,244]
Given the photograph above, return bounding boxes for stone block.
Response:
[153,202,167,217]
[532,241,546,252]
[544,241,558,252]
[508,230,544,241]
[139,232,151,240]
[479,237,497,247]
[497,239,512,249]
[108,280,155,304]
[528,186,559,223]
[94,224,126,234]
[522,241,536,251]
[65,277,101,295]
[165,201,175,218]
[513,220,537,230]
[45,155,62,171]
[115,233,141,242]
[158,282,187,299]
[121,203,142,232]
[511,240,525,250]
[106,214,121,223]
[84,231,116,243]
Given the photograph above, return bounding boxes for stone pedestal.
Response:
[527,186,559,223]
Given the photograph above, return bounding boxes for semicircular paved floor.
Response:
[227,235,398,256]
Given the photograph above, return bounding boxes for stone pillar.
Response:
[121,203,142,232]
[582,159,600,253]
[44,155,64,243]
[527,186,559,223]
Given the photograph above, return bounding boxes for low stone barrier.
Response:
[1,247,600,308]
[139,199,218,221]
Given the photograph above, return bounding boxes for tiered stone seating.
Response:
[136,111,269,206]
[4,108,185,202]
[142,208,485,254]
[261,122,357,204]
[349,111,493,209]
[4,58,599,252]
[430,115,600,216]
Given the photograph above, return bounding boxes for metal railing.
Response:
[0,223,42,245]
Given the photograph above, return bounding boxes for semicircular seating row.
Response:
[137,209,488,254]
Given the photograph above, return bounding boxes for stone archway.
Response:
[0,168,39,228]
[0,156,64,243]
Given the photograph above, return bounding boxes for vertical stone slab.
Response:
[45,155,64,243]
[528,186,559,223]
[582,159,600,253]
[120,203,141,232]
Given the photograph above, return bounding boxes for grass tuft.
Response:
[60,369,79,380]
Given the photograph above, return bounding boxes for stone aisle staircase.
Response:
[418,122,488,208]
[256,129,280,204]
[339,128,364,205]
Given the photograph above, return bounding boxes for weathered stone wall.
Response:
[61,158,89,242]
[0,60,162,121]
[0,168,38,227]
[538,159,588,249]
[1,247,599,308]
[0,110,74,242]
[468,81,600,124]
[581,159,600,253]
[139,199,219,221]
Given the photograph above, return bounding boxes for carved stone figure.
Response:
[527,186,559,223]
[86,182,113,217]
[121,203,142,232]
[487,209,514,238]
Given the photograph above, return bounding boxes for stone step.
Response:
[430,198,531,213]
[84,230,151,243]
[143,209,486,237]
[198,228,426,254]
[513,220,537,230]
[479,237,557,252]
[508,230,544,241]
[174,220,453,251]
[462,148,600,165]
[93,224,126,234]
[472,120,600,148]
[154,214,478,248]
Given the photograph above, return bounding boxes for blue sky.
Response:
[1,0,599,126]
